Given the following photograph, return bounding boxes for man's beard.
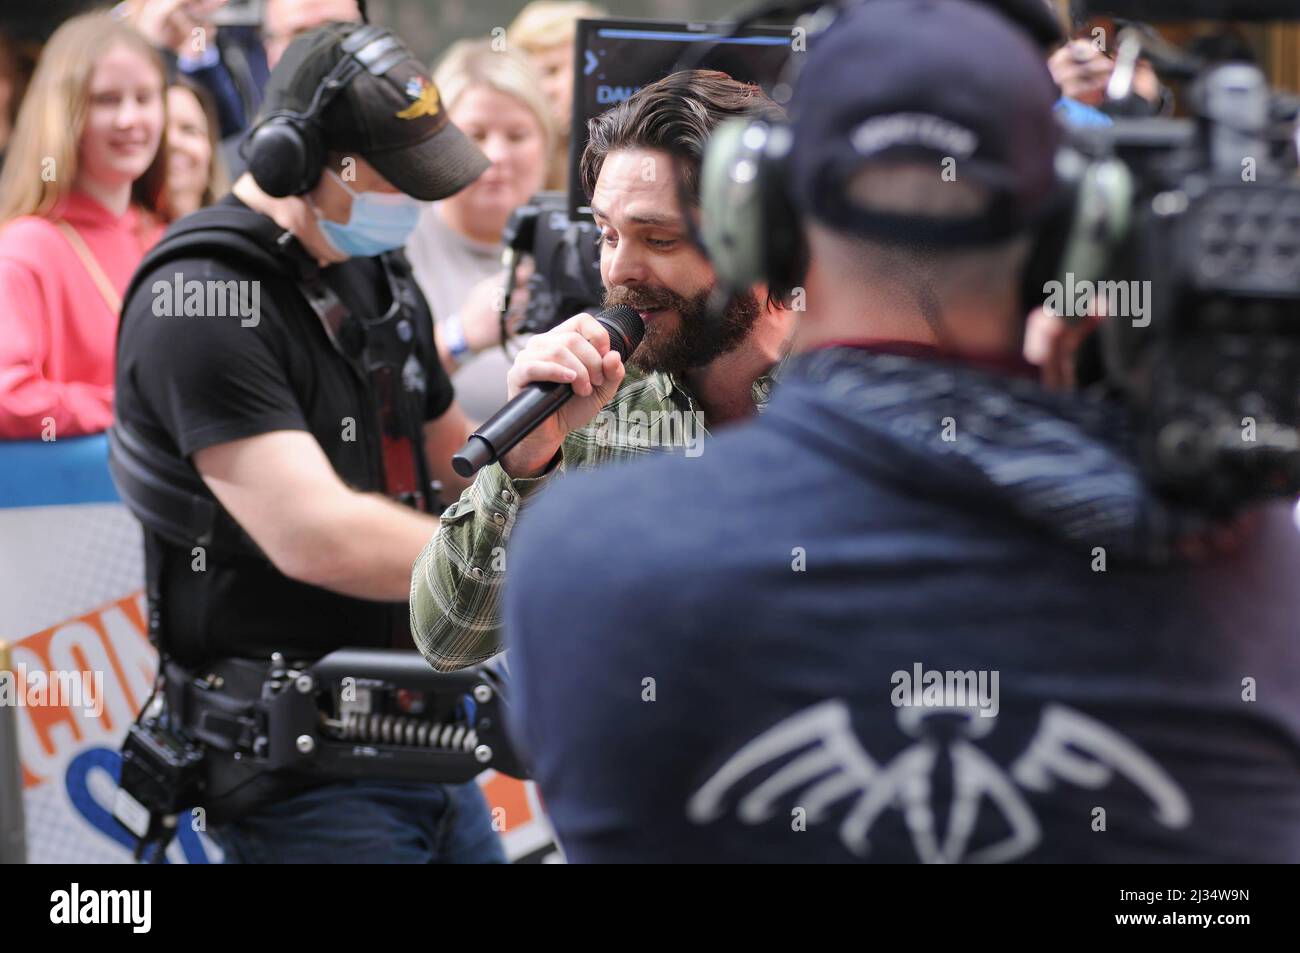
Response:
[603,283,762,378]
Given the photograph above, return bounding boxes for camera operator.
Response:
[500,0,1300,863]
[408,70,794,673]
[114,23,504,863]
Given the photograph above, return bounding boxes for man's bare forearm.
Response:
[301,492,443,602]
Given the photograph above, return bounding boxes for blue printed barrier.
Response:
[0,434,120,509]
[0,435,553,862]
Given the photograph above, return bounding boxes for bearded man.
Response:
[409,69,792,671]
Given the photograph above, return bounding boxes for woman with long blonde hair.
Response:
[0,11,168,440]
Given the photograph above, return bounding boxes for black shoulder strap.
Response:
[108,419,266,559]
[113,205,307,563]
[122,205,308,317]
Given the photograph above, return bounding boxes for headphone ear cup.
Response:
[245,117,321,197]
[700,119,805,302]
[1019,148,1135,318]
[1019,183,1076,319]
[755,125,805,304]
[700,118,768,291]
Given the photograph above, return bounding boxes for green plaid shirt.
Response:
[410,367,776,671]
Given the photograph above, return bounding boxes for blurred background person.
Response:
[1042,2,1168,116]
[507,0,605,191]
[166,75,229,217]
[1048,36,1165,113]
[406,38,553,422]
[123,0,364,183]
[117,0,270,139]
[0,12,168,440]
[262,0,362,69]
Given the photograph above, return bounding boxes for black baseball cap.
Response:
[261,22,489,200]
[788,0,1062,245]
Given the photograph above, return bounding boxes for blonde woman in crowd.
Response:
[0,13,168,439]
[508,0,606,191]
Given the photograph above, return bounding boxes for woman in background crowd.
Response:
[166,75,228,217]
[507,0,605,192]
[0,13,168,440]
[117,0,271,141]
[406,39,552,422]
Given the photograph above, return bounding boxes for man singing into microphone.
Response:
[409,70,793,672]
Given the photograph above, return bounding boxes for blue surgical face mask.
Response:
[315,169,425,258]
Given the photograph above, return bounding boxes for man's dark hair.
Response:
[579,69,785,202]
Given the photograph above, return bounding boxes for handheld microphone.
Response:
[451,305,644,478]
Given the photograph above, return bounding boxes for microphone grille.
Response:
[596,306,646,362]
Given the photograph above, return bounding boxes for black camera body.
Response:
[1086,52,1300,510]
[502,191,605,336]
[114,716,207,859]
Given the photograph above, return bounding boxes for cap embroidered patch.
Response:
[396,76,441,120]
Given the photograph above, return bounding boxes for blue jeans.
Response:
[211,779,506,864]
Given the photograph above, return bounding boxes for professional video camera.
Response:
[1064,1,1300,511]
[500,192,604,338]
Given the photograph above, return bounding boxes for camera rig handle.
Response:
[262,648,529,783]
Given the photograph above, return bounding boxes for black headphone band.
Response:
[240,25,397,195]
[241,61,359,145]
[277,24,391,130]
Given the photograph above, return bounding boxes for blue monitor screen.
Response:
[568,17,796,217]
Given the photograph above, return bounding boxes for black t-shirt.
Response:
[115,196,453,667]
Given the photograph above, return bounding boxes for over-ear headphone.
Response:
[690,1,1134,315]
[241,24,393,198]
[701,112,1133,317]
[699,119,807,303]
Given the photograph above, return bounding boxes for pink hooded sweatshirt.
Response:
[0,190,163,439]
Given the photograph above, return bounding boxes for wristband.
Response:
[442,313,470,362]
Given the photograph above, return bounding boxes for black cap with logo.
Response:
[261,22,489,201]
